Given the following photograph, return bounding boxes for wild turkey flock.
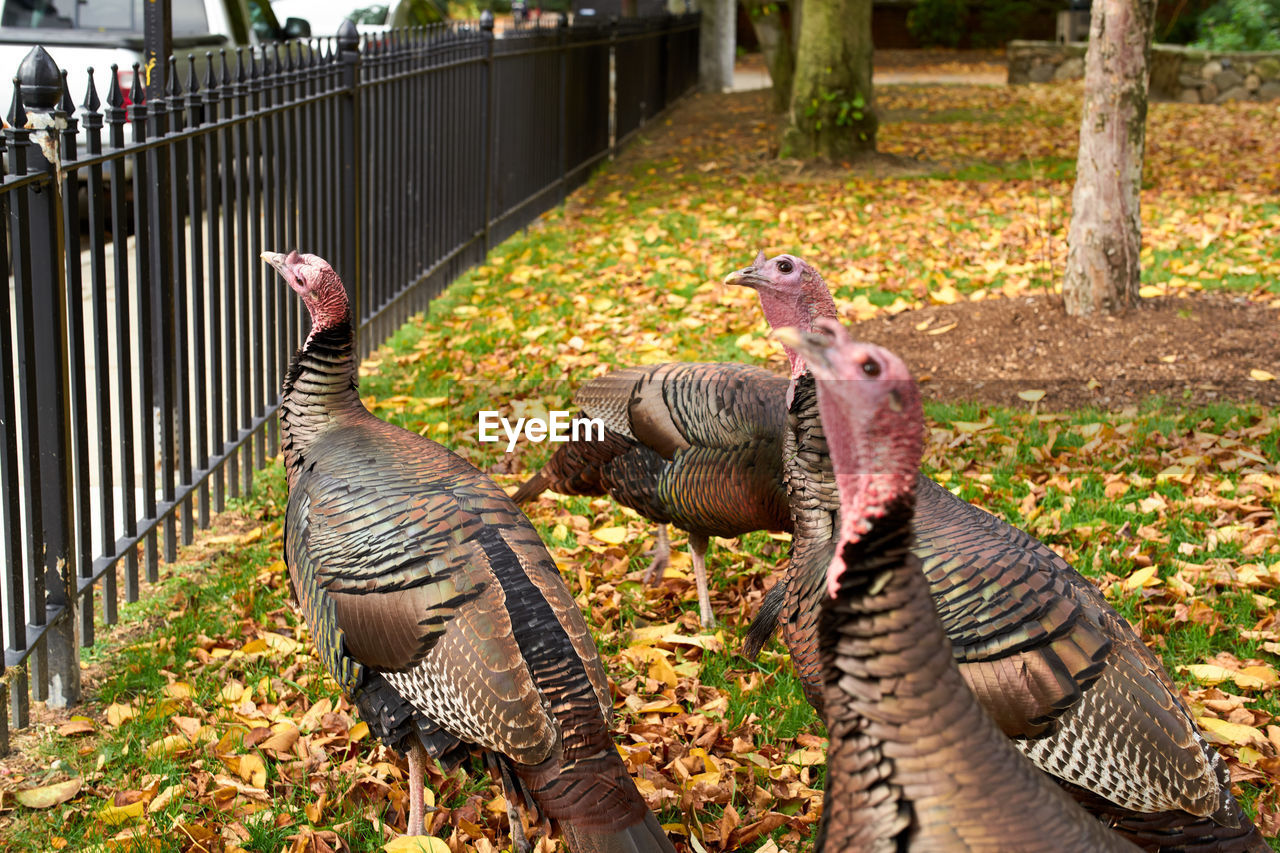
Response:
[263,248,1269,852]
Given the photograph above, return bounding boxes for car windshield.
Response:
[0,0,210,35]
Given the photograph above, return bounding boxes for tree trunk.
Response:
[782,0,876,160]
[744,0,795,112]
[699,0,736,93]
[1061,0,1158,315]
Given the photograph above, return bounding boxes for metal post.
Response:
[557,12,568,203]
[143,0,173,102]
[608,17,617,159]
[336,20,363,323]
[481,10,495,254]
[15,47,80,708]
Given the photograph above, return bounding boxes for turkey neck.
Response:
[281,316,366,484]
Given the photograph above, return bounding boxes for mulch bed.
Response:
[846,290,1280,410]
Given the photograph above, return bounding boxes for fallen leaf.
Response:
[16,777,82,809]
[1017,389,1046,403]
[1250,368,1275,382]
[592,526,628,545]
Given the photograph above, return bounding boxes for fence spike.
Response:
[235,47,247,84]
[7,76,25,127]
[186,54,199,96]
[83,67,101,113]
[128,62,144,106]
[59,69,74,114]
[220,49,231,87]
[105,64,124,109]
[17,46,62,111]
[167,56,183,99]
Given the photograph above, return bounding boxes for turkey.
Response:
[513,362,792,628]
[727,252,1267,851]
[781,319,1138,852]
[263,250,675,853]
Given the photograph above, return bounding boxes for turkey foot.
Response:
[642,525,670,584]
[690,532,715,629]
[407,741,428,836]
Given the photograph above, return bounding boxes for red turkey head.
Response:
[724,252,839,381]
[262,250,349,332]
[774,318,923,598]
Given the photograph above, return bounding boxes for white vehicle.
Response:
[267,0,443,38]
[0,0,308,119]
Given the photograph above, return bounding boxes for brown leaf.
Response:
[15,777,82,809]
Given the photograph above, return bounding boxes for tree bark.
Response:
[782,0,876,160]
[699,0,736,93]
[1061,0,1158,315]
[743,0,795,112]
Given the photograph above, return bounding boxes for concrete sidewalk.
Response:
[731,61,1006,93]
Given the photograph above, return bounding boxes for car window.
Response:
[2,0,211,35]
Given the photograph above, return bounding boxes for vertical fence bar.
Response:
[148,64,178,566]
[337,20,362,320]
[57,70,94,648]
[185,57,210,530]
[105,66,140,603]
[166,58,193,549]
[481,12,494,254]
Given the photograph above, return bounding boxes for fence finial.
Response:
[105,64,124,110]
[83,67,101,113]
[7,76,25,127]
[59,69,74,114]
[17,46,62,112]
[337,18,360,53]
[128,62,145,106]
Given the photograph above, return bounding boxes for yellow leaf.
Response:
[384,838,451,853]
[1250,369,1275,382]
[349,721,371,742]
[1197,716,1266,747]
[99,800,146,826]
[1138,285,1164,298]
[1159,355,1178,363]
[1122,566,1159,591]
[162,682,193,700]
[785,747,826,766]
[15,777,82,809]
[591,526,628,545]
[145,734,190,758]
[237,753,268,788]
[240,638,270,655]
[105,702,136,727]
[261,722,300,753]
[643,224,662,244]
[925,322,957,336]
[1017,389,1046,403]
[648,655,679,689]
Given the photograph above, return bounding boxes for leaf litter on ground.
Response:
[2,60,1279,852]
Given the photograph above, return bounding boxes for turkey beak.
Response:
[261,251,290,278]
[724,261,767,289]
[773,327,833,373]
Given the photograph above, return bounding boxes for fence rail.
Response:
[0,12,700,752]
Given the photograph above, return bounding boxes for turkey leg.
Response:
[407,741,427,836]
[642,524,671,583]
[690,532,715,629]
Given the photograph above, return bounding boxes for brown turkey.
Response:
[264,251,674,853]
[513,362,792,628]
[781,319,1138,852]
[727,252,1268,852]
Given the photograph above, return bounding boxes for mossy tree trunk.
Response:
[744,0,795,113]
[1062,0,1158,315]
[782,0,876,159]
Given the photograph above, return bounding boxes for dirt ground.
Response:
[846,290,1280,410]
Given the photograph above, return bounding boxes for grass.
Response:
[2,76,1279,851]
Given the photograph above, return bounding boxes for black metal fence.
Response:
[0,12,699,751]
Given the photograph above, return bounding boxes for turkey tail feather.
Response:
[561,811,675,853]
[742,577,787,660]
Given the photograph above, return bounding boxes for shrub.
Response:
[1192,0,1280,51]
[907,0,969,48]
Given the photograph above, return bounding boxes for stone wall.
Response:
[1007,41,1280,104]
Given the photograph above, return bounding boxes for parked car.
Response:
[0,0,308,121]
[266,0,444,38]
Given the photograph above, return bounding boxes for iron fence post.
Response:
[481,11,495,255]
[15,47,80,708]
